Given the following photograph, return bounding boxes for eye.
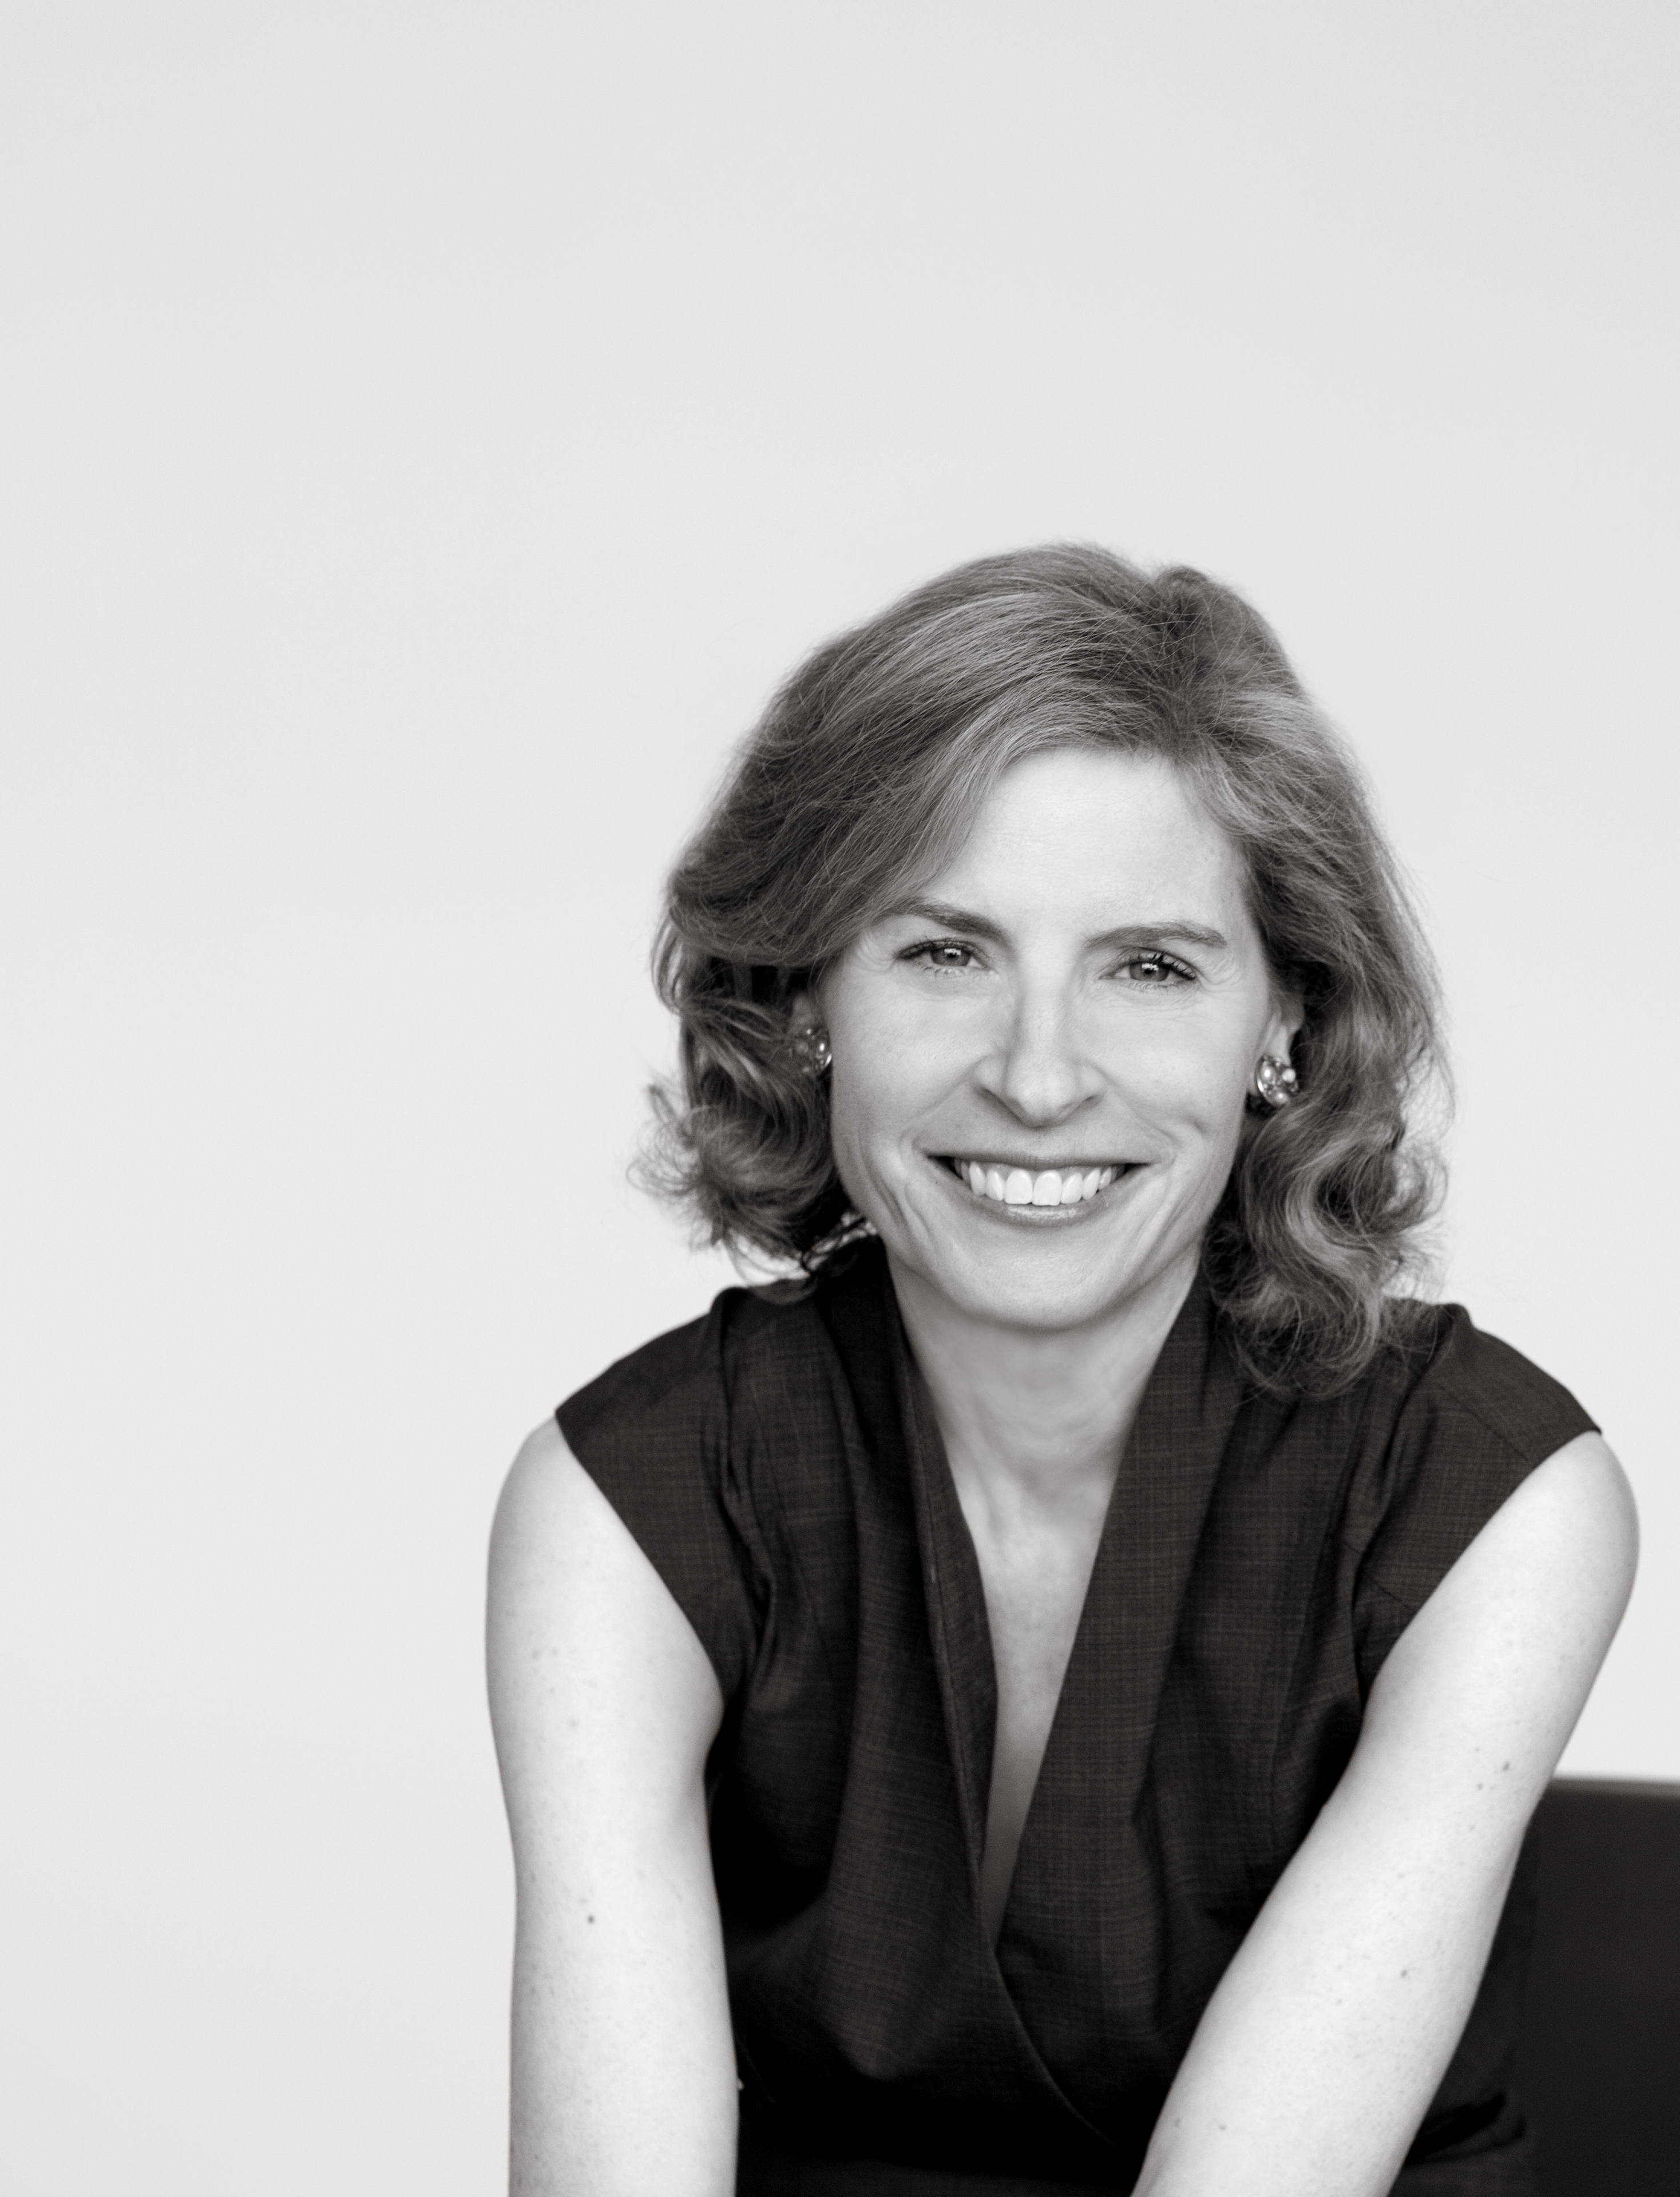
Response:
[1114,950,1196,987]
[901,937,984,974]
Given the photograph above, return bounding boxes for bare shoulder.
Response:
[1505,1427,1638,1565]
[489,1415,610,1580]
[487,1419,724,1793]
[1417,1429,1638,1653]
[1358,1430,1637,1818]
[488,1418,618,1643]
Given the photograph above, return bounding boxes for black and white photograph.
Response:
[3,7,1675,2195]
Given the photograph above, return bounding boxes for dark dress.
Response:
[556,1242,1596,2196]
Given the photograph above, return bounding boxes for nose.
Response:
[980,987,1102,1129]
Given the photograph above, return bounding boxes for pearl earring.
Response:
[791,1025,833,1078]
[1253,1054,1299,1109]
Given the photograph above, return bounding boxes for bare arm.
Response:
[1134,1430,1638,2197]
[487,1419,737,2197]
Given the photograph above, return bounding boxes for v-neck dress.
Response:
[556,1243,1595,2196]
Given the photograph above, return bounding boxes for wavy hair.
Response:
[644,545,1445,1394]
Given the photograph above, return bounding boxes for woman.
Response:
[488,546,1635,2197]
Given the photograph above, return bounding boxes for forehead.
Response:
[917,745,1249,921]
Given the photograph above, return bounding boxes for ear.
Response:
[788,982,821,1032]
[1263,985,1305,1064]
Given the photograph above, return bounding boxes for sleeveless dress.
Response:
[556,1242,1596,2195]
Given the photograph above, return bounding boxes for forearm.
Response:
[1136,1435,1634,2197]
[1131,1791,1519,2197]
[509,1867,738,2197]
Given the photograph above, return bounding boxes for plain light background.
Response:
[2,5,1674,2191]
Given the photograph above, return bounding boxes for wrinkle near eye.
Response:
[1113,952,1196,986]
[901,938,987,974]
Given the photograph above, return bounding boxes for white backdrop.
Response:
[3,6,1674,2192]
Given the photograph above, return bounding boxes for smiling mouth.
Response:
[938,1156,1131,1209]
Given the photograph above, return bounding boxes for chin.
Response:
[908,1224,1191,1335]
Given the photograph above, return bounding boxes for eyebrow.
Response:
[881,898,1230,954]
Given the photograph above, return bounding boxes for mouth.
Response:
[936,1154,1133,1213]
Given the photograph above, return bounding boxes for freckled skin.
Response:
[817,747,1299,1340]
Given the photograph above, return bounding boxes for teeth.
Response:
[952,1160,1123,1206]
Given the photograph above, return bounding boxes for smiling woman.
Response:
[647,548,1439,1394]
[487,548,1635,2197]
[814,748,1297,1347]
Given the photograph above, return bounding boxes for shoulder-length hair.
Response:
[645,544,1444,1395]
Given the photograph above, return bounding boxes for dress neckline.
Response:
[881,1260,1242,1960]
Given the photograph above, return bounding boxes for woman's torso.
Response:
[557,1242,1594,2192]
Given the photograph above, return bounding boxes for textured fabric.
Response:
[556,1243,1596,2194]
[738,2121,1544,2195]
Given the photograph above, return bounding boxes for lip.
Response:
[928,1151,1137,1223]
[941,1154,1131,1173]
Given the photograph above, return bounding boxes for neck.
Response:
[887,1247,1199,1506]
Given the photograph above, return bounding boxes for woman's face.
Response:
[817,745,1298,1334]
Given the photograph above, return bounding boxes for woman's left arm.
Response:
[1134,1431,1638,2197]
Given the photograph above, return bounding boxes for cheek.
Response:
[828,1046,925,1168]
[826,986,964,1129]
[824,1046,901,1189]
[824,1064,920,1234]
[1112,1020,1251,1132]
[823,1064,866,1177]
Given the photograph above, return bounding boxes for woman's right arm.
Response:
[487,1419,736,2197]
